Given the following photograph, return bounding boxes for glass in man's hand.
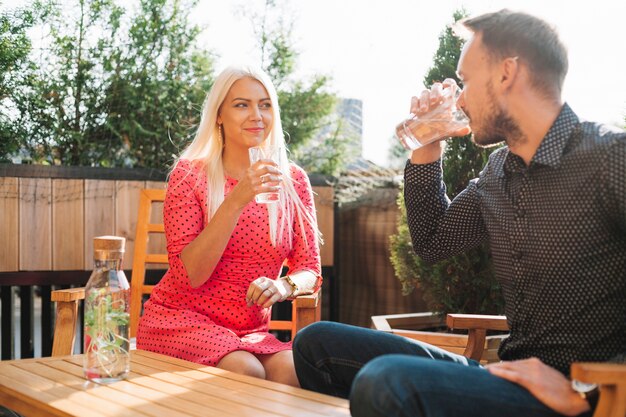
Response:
[394,84,470,150]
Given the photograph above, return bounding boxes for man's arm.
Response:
[404,144,488,263]
[403,84,487,262]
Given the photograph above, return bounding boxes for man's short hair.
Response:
[457,9,568,98]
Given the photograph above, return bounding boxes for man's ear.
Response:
[500,56,520,92]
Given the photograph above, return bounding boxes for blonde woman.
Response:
[137,65,322,387]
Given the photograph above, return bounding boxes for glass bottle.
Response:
[83,235,131,383]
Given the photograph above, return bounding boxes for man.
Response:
[292,9,625,417]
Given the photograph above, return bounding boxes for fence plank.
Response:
[115,181,145,270]
[19,178,52,271]
[84,180,115,270]
[0,178,19,272]
[313,186,334,267]
[52,179,84,270]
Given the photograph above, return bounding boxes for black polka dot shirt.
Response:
[404,104,626,376]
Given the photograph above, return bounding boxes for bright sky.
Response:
[4,1,626,166]
[199,0,626,166]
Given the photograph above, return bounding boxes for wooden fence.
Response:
[0,164,335,359]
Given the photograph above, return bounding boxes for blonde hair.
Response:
[176,65,320,249]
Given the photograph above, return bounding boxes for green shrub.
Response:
[389,10,504,316]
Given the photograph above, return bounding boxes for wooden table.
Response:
[0,350,350,417]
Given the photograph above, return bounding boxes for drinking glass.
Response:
[394,85,469,150]
[248,146,282,204]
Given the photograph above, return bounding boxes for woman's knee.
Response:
[260,350,299,387]
[217,351,266,379]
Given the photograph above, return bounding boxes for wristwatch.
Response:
[571,380,599,409]
[282,275,298,298]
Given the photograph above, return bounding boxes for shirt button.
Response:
[512,250,523,260]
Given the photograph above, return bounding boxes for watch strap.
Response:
[283,275,298,298]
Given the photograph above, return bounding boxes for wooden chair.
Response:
[51,188,321,356]
[373,312,626,417]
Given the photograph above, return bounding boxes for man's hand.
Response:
[486,357,591,416]
[408,79,471,165]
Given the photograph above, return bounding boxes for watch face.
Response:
[571,380,598,394]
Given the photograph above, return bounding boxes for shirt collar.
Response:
[496,103,579,177]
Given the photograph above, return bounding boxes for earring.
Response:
[218,124,224,146]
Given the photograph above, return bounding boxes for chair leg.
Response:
[51,300,79,356]
[594,384,626,417]
[463,328,487,361]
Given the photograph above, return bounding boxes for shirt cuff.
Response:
[404,159,442,185]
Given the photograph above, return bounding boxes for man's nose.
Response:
[457,90,466,111]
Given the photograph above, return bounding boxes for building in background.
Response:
[335,98,363,159]
[296,97,364,176]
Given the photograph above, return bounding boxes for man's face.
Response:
[456,34,521,147]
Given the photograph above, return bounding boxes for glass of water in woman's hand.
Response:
[248,146,283,203]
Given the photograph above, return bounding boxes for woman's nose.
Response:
[249,106,262,120]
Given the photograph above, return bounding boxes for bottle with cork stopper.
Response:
[83,235,131,383]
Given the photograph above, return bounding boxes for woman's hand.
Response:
[246,276,291,308]
[486,357,591,416]
[227,160,283,210]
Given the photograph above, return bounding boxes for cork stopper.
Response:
[93,235,125,261]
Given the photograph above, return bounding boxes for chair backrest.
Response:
[129,188,168,338]
[130,188,301,339]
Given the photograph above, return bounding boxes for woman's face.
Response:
[217,77,274,150]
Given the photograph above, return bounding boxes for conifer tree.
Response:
[390,10,504,315]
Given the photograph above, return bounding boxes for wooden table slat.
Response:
[0,350,350,417]
[45,360,244,417]
[0,363,132,417]
[136,349,351,409]
[30,360,219,417]
[0,377,94,417]
[131,351,350,416]
[129,362,285,417]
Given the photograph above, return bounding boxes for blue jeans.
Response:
[293,322,592,417]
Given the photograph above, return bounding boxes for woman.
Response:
[136,65,322,387]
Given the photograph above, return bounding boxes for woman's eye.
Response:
[260,102,272,109]
[234,103,247,108]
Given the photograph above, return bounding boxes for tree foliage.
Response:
[0,2,46,161]
[2,0,343,173]
[245,0,343,175]
[389,9,504,315]
[1,0,214,168]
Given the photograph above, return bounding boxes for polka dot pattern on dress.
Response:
[136,159,322,366]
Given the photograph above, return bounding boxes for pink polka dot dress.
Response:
[136,159,322,366]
